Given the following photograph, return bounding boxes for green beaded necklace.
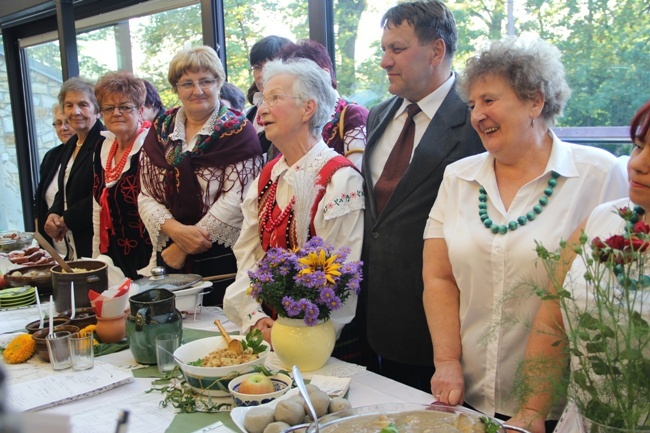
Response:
[479,171,560,235]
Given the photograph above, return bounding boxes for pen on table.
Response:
[114,409,129,433]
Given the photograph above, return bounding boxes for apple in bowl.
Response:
[228,372,292,407]
[238,373,276,395]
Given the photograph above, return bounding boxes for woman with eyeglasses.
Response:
[91,71,154,279]
[45,77,105,260]
[139,46,262,304]
[223,58,364,344]
[34,103,76,255]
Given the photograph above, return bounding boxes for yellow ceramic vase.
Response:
[271,316,336,372]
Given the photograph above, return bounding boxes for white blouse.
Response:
[424,133,628,417]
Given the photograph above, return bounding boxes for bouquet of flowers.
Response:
[247,236,362,326]
[533,206,650,430]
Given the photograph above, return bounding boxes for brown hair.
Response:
[95,71,146,108]
[630,100,650,144]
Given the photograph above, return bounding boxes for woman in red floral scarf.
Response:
[139,46,262,305]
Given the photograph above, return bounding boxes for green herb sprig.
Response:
[480,416,500,433]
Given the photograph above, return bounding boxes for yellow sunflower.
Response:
[298,250,342,284]
[3,333,36,364]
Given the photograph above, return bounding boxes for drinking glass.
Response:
[46,331,72,370]
[69,332,94,370]
[155,333,180,374]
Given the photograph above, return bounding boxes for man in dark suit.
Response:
[359,0,484,392]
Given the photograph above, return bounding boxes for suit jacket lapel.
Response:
[364,97,403,221]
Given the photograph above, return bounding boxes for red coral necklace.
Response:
[104,125,144,184]
[262,180,295,232]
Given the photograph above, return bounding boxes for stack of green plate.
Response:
[0,286,36,308]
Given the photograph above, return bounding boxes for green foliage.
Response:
[480,416,501,433]
[147,367,232,413]
[242,328,266,354]
[531,208,650,429]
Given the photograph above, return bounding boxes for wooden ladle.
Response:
[214,319,243,354]
[33,231,75,273]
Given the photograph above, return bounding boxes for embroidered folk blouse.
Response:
[223,140,365,337]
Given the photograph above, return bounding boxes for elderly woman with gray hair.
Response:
[224,58,364,343]
[421,37,627,430]
[45,77,104,259]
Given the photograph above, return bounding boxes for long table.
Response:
[1,304,434,433]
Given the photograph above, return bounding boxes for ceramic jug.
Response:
[126,288,183,364]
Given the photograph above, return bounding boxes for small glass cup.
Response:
[68,332,94,370]
[155,333,180,375]
[46,331,72,370]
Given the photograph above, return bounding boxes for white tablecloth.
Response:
[1,304,433,433]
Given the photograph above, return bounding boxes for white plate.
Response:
[230,388,301,433]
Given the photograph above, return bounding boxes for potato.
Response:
[287,394,305,406]
[274,399,306,426]
[244,406,275,433]
[328,397,352,414]
[305,387,330,417]
[263,421,291,433]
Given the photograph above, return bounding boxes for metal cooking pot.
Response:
[283,403,530,433]
[51,259,108,313]
[133,266,202,292]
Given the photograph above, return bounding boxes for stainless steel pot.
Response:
[282,403,530,433]
[51,259,108,313]
[133,267,202,292]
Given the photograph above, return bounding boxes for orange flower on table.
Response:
[3,333,35,364]
[79,324,100,346]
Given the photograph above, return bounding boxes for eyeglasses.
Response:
[256,94,301,108]
[250,64,263,72]
[101,105,137,115]
[52,121,70,128]
[176,79,218,91]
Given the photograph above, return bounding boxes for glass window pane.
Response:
[132,4,203,109]
[223,0,306,110]
[0,38,25,230]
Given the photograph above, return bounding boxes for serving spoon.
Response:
[293,365,320,433]
[33,232,74,273]
[214,319,243,354]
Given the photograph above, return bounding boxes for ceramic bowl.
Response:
[228,372,292,407]
[57,307,97,330]
[25,316,70,334]
[173,335,270,397]
[32,324,80,362]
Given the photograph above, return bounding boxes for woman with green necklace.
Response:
[421,37,627,432]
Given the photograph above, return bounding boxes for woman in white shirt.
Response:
[422,36,627,431]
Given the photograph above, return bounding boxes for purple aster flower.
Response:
[302,301,320,325]
[282,296,302,317]
[319,287,336,304]
[326,295,342,311]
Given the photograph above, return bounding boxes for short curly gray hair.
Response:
[458,37,571,126]
[262,58,337,137]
